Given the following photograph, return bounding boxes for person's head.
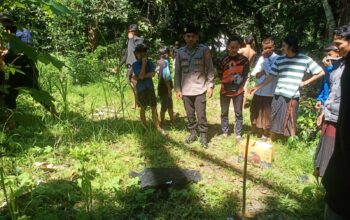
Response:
[245,35,254,46]
[0,12,16,33]
[261,37,275,57]
[183,24,199,48]
[134,43,148,60]
[226,35,242,56]
[333,24,350,57]
[159,47,169,59]
[174,41,180,49]
[324,44,339,57]
[282,35,299,56]
[128,24,139,38]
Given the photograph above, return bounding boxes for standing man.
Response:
[217,36,250,140]
[239,35,257,108]
[120,24,144,109]
[250,37,279,139]
[250,36,324,140]
[239,35,257,66]
[174,25,215,148]
[322,24,350,220]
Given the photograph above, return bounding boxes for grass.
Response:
[0,73,324,219]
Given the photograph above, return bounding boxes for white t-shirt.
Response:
[251,53,279,97]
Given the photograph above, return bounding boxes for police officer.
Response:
[174,25,215,148]
[120,24,144,109]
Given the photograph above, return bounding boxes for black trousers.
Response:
[183,93,207,133]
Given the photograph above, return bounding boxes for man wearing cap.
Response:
[174,25,215,148]
[120,24,144,109]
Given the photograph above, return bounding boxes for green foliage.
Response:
[297,97,320,143]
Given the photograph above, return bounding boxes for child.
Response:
[131,43,165,134]
[157,48,174,124]
[250,37,279,140]
[315,44,342,109]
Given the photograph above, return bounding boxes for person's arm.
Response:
[300,70,325,88]
[242,59,250,82]
[301,59,326,87]
[174,52,182,98]
[119,39,128,67]
[315,75,327,108]
[250,58,279,95]
[204,47,215,98]
[162,62,173,97]
[251,56,264,78]
[139,57,147,80]
[144,71,155,78]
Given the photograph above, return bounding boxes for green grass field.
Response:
[0,73,324,220]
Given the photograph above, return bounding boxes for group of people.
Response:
[122,24,326,148]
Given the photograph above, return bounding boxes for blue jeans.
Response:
[220,93,244,136]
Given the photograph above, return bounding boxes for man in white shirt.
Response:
[250,37,279,139]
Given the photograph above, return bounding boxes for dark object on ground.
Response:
[130,168,201,189]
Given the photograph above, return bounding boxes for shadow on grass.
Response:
[1,107,323,219]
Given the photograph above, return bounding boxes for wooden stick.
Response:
[242,134,250,217]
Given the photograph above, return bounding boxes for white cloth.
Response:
[251,53,279,97]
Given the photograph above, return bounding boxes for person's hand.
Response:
[256,71,265,79]
[132,74,138,81]
[176,90,182,99]
[323,58,332,67]
[207,87,213,98]
[262,49,271,58]
[128,32,134,39]
[141,56,148,63]
[315,101,322,109]
[300,81,307,88]
[316,112,324,128]
[250,87,257,96]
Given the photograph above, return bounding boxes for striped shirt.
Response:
[270,53,323,98]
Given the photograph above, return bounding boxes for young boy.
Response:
[132,43,165,134]
[217,36,250,140]
[157,47,174,124]
[250,37,279,139]
[315,44,342,109]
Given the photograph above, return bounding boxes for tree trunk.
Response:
[337,0,350,26]
[321,0,336,41]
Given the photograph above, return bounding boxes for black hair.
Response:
[227,35,242,45]
[134,43,148,53]
[159,47,169,55]
[128,24,138,32]
[245,35,254,44]
[262,37,274,45]
[283,35,299,53]
[334,24,350,40]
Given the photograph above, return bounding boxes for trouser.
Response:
[183,93,207,133]
[220,93,244,136]
[5,72,39,109]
